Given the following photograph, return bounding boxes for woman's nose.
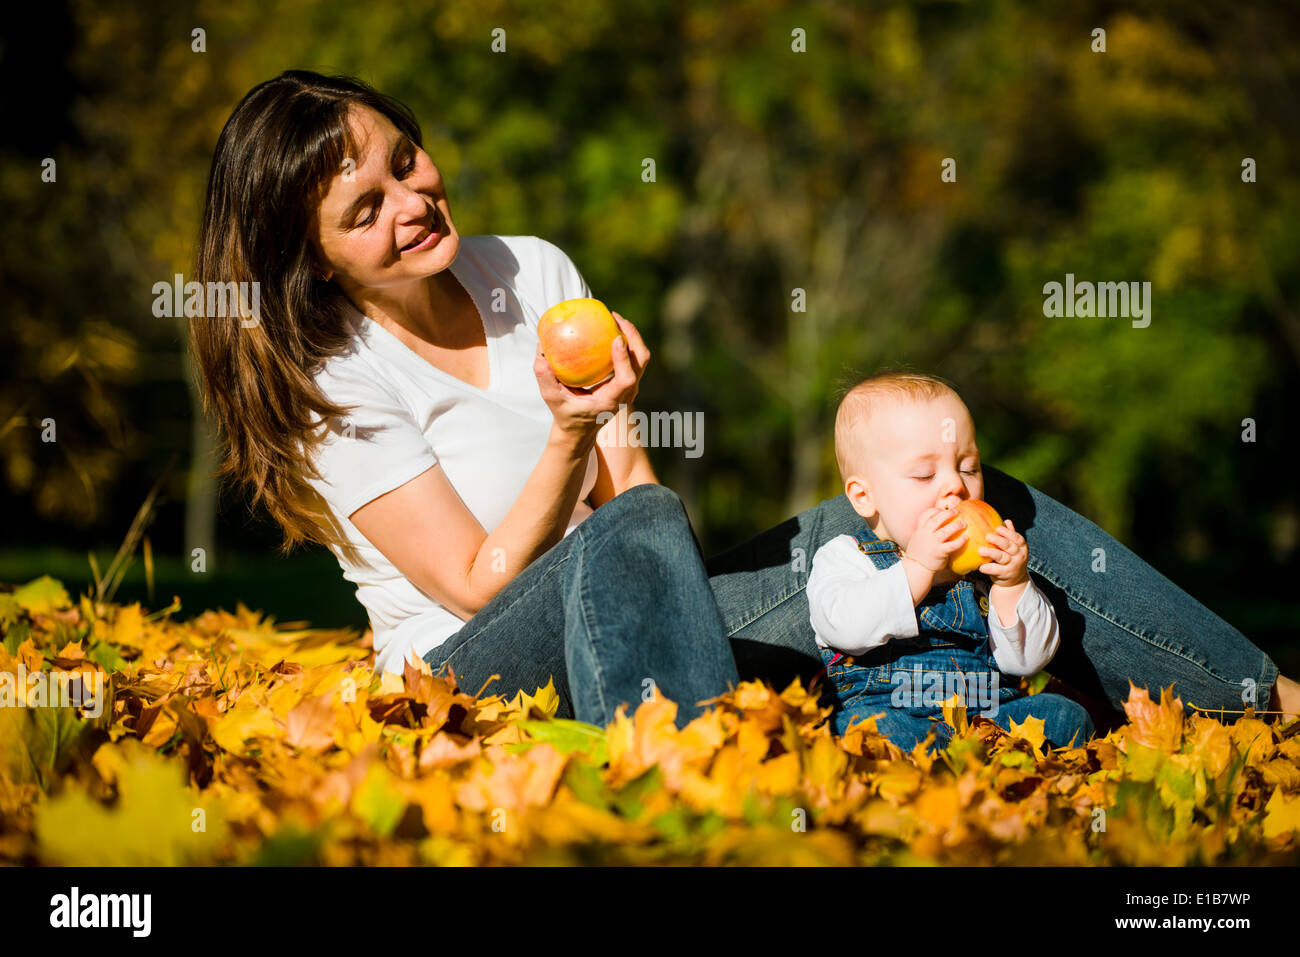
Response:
[396,181,430,217]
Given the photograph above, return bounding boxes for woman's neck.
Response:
[353,269,472,344]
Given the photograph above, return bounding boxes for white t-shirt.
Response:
[806,534,1060,676]
[303,235,600,675]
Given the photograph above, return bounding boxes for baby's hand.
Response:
[902,506,968,574]
[978,519,1029,587]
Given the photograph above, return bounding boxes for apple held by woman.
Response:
[537,298,622,389]
[946,498,1005,575]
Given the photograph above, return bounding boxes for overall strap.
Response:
[852,527,902,570]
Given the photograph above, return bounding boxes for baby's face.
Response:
[847,393,984,550]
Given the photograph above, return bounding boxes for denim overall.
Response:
[815,525,1023,750]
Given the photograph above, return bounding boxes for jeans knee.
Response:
[579,482,691,550]
[596,482,683,525]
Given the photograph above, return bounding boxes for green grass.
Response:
[0,547,369,631]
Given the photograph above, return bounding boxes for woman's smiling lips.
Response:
[401,207,443,253]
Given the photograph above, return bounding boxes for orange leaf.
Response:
[285,694,336,752]
[1120,683,1184,752]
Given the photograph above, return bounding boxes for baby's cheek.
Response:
[898,516,922,548]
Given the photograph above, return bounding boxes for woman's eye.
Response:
[353,155,417,228]
[912,475,933,481]
[961,469,979,475]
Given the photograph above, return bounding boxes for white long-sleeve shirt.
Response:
[806,534,1060,676]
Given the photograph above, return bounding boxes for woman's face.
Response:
[309,103,459,290]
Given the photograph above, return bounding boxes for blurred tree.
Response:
[1,0,1296,602]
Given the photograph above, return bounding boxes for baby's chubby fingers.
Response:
[931,507,966,537]
[944,532,970,553]
[981,531,1012,552]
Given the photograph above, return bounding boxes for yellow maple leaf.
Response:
[15,638,44,676]
[754,751,801,795]
[605,703,636,766]
[803,732,850,805]
[875,763,924,805]
[942,692,969,738]
[140,705,179,748]
[334,698,384,754]
[285,694,337,752]
[13,576,71,615]
[914,784,961,833]
[606,693,728,792]
[267,680,306,719]
[224,624,366,669]
[1007,714,1047,757]
[1262,789,1300,841]
[1121,683,1184,753]
[1183,715,1233,781]
[112,603,145,649]
[210,701,280,755]
[1259,759,1300,793]
[532,796,655,845]
[732,680,772,711]
[1228,716,1274,764]
[35,739,227,865]
[504,677,560,719]
[680,750,745,817]
[349,762,406,838]
[377,670,406,696]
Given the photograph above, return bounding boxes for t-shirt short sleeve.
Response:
[306,365,440,521]
[533,237,594,313]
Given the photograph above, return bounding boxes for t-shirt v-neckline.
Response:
[359,260,497,395]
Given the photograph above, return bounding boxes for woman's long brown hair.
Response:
[190,70,425,553]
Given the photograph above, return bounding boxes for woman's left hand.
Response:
[590,311,650,405]
[535,311,651,440]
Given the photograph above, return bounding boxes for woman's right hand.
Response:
[534,311,650,440]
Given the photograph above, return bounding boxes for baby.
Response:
[806,371,1094,753]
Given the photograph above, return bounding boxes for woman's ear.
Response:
[844,475,876,521]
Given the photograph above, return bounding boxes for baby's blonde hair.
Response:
[833,370,964,483]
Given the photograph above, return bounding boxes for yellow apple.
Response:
[537,298,621,389]
[945,499,1005,575]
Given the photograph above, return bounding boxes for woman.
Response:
[190,70,1298,733]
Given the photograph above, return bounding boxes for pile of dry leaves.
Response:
[1,575,1297,865]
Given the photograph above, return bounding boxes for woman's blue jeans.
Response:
[424,467,1281,733]
[426,483,739,729]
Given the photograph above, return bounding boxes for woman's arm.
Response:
[350,312,652,620]
[588,403,660,507]
[349,422,597,621]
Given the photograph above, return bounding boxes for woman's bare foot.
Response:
[1267,674,1300,723]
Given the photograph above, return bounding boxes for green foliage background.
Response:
[2,0,1297,663]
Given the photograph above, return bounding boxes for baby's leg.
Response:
[990,692,1095,750]
[834,698,949,753]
